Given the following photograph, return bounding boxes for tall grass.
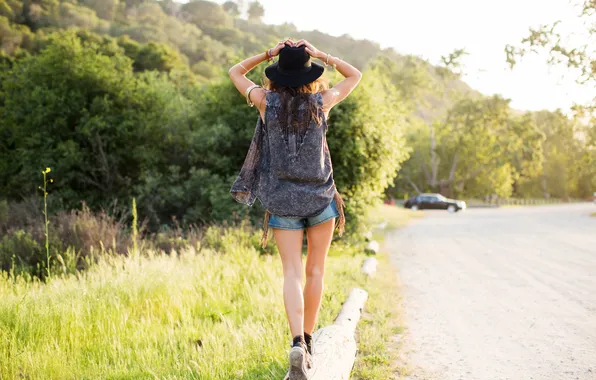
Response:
[0,227,365,379]
[0,203,414,379]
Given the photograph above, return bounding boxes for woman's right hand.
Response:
[295,39,323,60]
[270,38,294,57]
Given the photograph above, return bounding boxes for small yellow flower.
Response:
[46,167,51,173]
[50,179,53,182]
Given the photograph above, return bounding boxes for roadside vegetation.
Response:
[0,202,414,379]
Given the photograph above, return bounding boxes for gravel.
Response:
[387,203,596,380]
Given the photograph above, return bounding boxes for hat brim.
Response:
[265,61,325,88]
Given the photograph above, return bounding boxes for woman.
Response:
[228,38,362,379]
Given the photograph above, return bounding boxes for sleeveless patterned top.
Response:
[230,90,345,247]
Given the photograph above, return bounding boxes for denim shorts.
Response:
[268,198,340,230]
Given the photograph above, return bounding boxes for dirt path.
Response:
[387,204,596,380]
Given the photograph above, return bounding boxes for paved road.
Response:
[387,204,596,380]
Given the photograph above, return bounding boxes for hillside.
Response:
[0,0,478,121]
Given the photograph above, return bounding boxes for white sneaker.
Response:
[286,342,309,380]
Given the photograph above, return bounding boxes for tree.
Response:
[0,0,22,21]
[387,48,475,197]
[506,0,596,123]
[133,41,186,72]
[21,0,59,30]
[506,1,595,199]
[55,2,101,30]
[0,15,34,54]
[121,0,149,9]
[439,96,543,198]
[398,93,544,199]
[79,0,119,21]
[522,110,595,199]
[116,34,141,60]
[158,0,181,17]
[247,1,263,23]
[222,1,240,17]
[180,0,233,30]
[0,30,168,210]
[326,63,411,235]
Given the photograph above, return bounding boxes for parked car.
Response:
[404,193,466,213]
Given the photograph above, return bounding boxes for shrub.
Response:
[0,229,44,274]
[326,64,411,236]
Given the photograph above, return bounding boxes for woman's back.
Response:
[265,90,327,157]
[259,90,336,218]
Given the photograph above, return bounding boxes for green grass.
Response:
[367,202,422,231]
[353,203,422,378]
[351,247,407,378]
[0,205,416,379]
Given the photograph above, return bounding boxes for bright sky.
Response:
[228,0,593,113]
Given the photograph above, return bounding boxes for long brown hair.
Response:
[263,75,330,130]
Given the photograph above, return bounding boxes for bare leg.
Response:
[303,218,335,334]
[273,228,305,338]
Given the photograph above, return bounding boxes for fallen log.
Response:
[307,288,369,380]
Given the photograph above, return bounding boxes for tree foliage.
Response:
[506,0,596,125]
[503,0,595,199]
[79,0,119,21]
[327,61,411,233]
[247,0,263,23]
[0,30,167,210]
[133,41,186,72]
[0,0,23,21]
[397,95,545,199]
[180,0,233,30]
[222,0,239,17]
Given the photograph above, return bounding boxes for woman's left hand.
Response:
[295,39,322,59]
[270,38,294,57]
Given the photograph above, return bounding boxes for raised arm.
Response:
[295,39,363,114]
[228,39,293,120]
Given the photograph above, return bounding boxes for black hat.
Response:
[265,45,325,88]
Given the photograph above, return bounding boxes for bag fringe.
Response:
[260,210,271,249]
[333,190,345,237]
